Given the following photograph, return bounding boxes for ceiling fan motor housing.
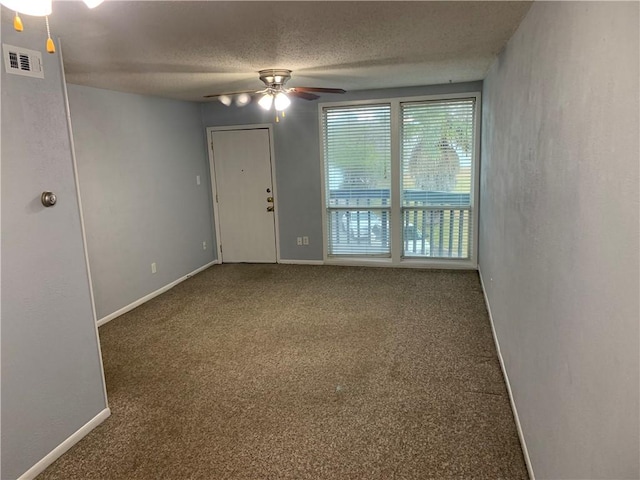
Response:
[259,69,292,88]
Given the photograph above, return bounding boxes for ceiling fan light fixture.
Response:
[258,93,274,110]
[235,93,251,106]
[203,69,345,107]
[274,92,291,111]
[1,0,51,16]
[83,0,104,9]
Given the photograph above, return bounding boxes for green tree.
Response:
[402,102,473,193]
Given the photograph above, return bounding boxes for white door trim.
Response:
[206,124,280,263]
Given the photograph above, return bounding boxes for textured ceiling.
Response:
[3,1,532,102]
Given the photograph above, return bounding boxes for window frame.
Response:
[319,92,481,269]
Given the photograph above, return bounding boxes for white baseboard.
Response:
[278,259,324,265]
[323,258,477,270]
[17,407,111,480]
[478,268,535,480]
[97,260,219,327]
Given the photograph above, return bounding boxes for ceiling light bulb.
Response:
[235,93,251,106]
[1,0,52,16]
[83,0,104,8]
[218,95,232,107]
[258,93,273,110]
[274,92,291,111]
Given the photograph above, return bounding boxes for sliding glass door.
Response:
[321,93,479,267]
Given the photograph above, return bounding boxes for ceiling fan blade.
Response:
[291,87,347,94]
[202,89,257,99]
[288,90,320,101]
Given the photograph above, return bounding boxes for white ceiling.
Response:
[4,1,532,102]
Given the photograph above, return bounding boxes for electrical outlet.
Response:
[302,236,309,245]
[203,241,207,250]
[297,237,303,246]
[151,262,157,274]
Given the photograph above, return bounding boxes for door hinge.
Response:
[220,245,222,254]
[215,194,219,203]
[211,140,214,150]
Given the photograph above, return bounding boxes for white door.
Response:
[211,128,277,263]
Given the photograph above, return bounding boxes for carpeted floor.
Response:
[38,264,528,479]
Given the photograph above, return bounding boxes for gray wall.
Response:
[1,29,107,478]
[480,2,639,479]
[201,82,482,261]
[67,85,215,319]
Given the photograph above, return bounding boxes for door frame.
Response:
[206,124,280,263]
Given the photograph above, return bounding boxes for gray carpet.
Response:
[39,264,528,479]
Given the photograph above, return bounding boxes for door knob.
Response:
[267,206,274,212]
[266,196,274,203]
[41,191,57,207]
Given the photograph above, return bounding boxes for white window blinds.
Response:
[321,94,478,263]
[323,104,391,256]
[401,98,475,258]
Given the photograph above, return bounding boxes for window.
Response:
[321,93,479,266]
[401,99,474,258]
[324,104,391,256]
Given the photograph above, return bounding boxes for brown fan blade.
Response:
[291,87,346,94]
[288,90,320,101]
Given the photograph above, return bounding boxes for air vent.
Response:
[19,53,31,71]
[3,44,44,79]
[9,52,18,69]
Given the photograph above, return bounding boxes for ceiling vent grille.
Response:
[9,52,19,70]
[3,44,44,79]
[19,53,31,71]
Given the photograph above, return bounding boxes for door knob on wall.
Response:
[266,196,274,203]
[41,191,57,207]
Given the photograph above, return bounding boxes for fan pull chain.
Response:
[275,110,286,123]
[45,16,55,54]
[14,12,24,32]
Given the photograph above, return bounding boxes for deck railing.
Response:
[327,188,470,258]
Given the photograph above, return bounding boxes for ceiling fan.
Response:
[203,69,346,115]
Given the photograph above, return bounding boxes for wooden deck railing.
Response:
[327,189,470,258]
